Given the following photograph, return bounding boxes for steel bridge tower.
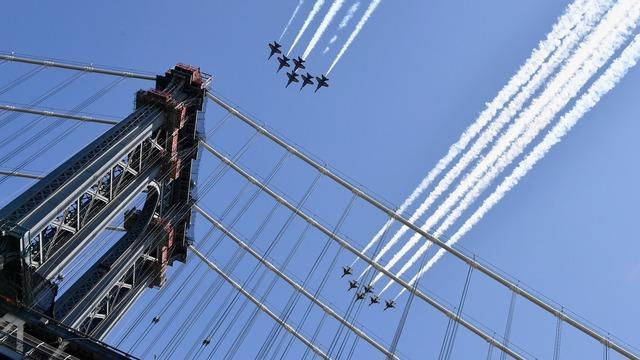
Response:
[0,64,206,359]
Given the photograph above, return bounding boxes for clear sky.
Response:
[0,0,639,359]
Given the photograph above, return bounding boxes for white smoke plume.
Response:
[288,0,326,56]
[280,0,306,41]
[395,32,640,299]
[327,0,383,74]
[340,2,361,28]
[302,0,346,59]
[376,0,639,290]
[355,0,607,277]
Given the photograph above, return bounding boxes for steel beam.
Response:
[189,245,329,360]
[0,171,44,180]
[199,140,525,360]
[0,53,155,81]
[0,104,118,125]
[205,93,639,360]
[194,204,397,359]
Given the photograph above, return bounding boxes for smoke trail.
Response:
[288,0,326,56]
[394,32,640,299]
[280,0,306,41]
[327,0,383,74]
[375,0,640,290]
[302,0,346,59]
[320,4,358,56]
[355,0,607,276]
[340,2,361,28]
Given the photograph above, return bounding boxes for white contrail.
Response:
[302,0,346,59]
[355,0,607,278]
[327,0,383,74]
[375,0,640,290]
[289,0,326,56]
[321,4,359,56]
[340,2,361,28]
[394,32,640,299]
[280,0,306,41]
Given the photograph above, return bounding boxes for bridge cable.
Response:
[293,194,357,360]
[112,110,234,346]
[0,76,123,187]
[194,173,321,359]
[271,195,357,360]
[261,196,356,360]
[159,155,297,359]
[441,265,474,360]
[331,217,396,359]
[184,202,281,359]
[553,313,563,360]
[119,127,254,349]
[0,65,45,99]
[0,70,85,151]
[219,181,322,358]
[500,291,518,360]
[131,135,268,353]
[254,200,356,359]
[224,223,314,360]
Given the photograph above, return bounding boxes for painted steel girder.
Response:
[0,64,206,310]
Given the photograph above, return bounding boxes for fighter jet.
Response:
[292,56,306,72]
[348,280,359,291]
[369,295,380,306]
[355,292,366,301]
[341,266,353,278]
[363,284,374,294]
[314,74,329,92]
[384,300,396,311]
[300,73,314,90]
[277,55,291,72]
[285,71,299,88]
[268,41,282,59]
[202,338,211,346]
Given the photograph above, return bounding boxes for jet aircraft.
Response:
[355,292,366,301]
[300,73,314,90]
[292,56,306,72]
[285,71,299,88]
[384,300,396,311]
[341,266,353,278]
[348,280,358,291]
[369,295,380,306]
[268,41,282,59]
[277,55,291,72]
[315,74,329,92]
[363,284,374,294]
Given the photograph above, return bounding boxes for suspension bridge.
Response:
[0,52,637,359]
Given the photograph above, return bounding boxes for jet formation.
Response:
[268,41,330,92]
[339,265,395,311]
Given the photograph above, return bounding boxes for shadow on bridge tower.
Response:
[0,64,207,359]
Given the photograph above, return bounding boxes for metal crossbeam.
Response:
[0,104,118,125]
[204,94,639,360]
[194,204,397,359]
[0,170,44,180]
[189,244,330,360]
[0,53,155,81]
[199,140,525,360]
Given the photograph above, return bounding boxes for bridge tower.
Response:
[0,64,206,358]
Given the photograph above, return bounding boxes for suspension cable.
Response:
[189,244,330,359]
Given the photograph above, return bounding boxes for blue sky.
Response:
[1,0,639,358]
